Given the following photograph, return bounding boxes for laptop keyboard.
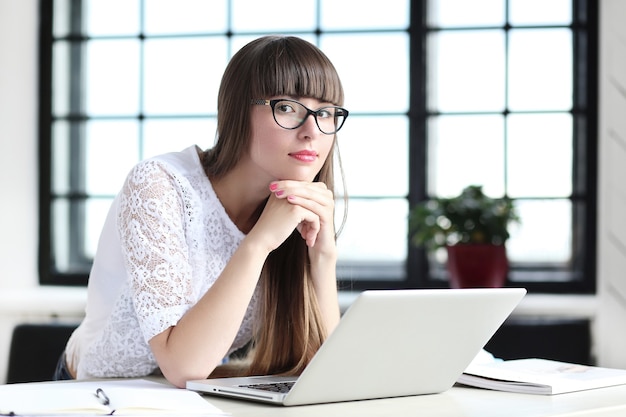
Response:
[239,381,296,393]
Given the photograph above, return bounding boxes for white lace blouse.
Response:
[66,145,259,379]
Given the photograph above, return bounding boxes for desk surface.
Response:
[3,378,625,416]
[203,383,626,417]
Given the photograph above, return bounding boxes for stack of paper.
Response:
[458,358,626,395]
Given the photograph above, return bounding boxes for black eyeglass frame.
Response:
[251,98,349,135]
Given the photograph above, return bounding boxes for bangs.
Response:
[250,37,344,106]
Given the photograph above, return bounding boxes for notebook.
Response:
[187,287,526,406]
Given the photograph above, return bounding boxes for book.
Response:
[0,379,228,415]
[457,358,626,395]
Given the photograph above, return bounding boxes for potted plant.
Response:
[409,185,519,288]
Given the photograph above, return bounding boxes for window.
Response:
[39,0,597,293]
[415,0,597,293]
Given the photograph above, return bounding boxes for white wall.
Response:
[0,0,86,383]
[596,0,626,369]
[0,0,39,289]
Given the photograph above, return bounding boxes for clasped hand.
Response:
[251,180,336,255]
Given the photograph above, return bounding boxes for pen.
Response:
[95,388,110,406]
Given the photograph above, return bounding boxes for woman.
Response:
[56,35,349,388]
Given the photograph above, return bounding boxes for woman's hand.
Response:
[268,180,336,255]
[268,180,340,334]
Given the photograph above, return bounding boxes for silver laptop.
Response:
[187,288,526,406]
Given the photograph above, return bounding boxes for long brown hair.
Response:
[203,36,346,377]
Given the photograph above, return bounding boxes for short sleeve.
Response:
[117,160,196,343]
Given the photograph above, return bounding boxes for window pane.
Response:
[144,0,227,34]
[508,29,572,111]
[142,118,217,159]
[143,38,227,115]
[231,0,316,32]
[507,199,572,263]
[85,198,114,258]
[336,198,408,263]
[507,113,572,198]
[428,114,505,196]
[428,0,505,27]
[52,199,71,272]
[338,115,408,197]
[428,30,505,112]
[53,0,71,37]
[230,34,317,59]
[321,33,409,113]
[84,0,140,36]
[52,199,95,272]
[509,0,571,26]
[321,0,409,30]
[85,39,140,115]
[52,42,70,116]
[85,120,139,195]
[52,121,70,194]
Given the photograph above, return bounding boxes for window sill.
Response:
[338,291,597,320]
[0,287,597,321]
[0,286,87,319]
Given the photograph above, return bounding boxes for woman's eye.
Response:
[318,109,333,119]
[277,104,295,113]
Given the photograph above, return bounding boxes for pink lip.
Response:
[289,150,318,162]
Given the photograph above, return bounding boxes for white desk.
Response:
[202,384,626,417]
[2,378,625,416]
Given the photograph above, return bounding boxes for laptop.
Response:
[187,288,526,406]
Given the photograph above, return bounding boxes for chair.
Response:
[485,317,592,365]
[6,323,78,384]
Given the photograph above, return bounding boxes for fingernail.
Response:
[269,183,278,191]
[276,190,284,197]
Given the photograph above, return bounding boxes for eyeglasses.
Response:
[251,99,349,135]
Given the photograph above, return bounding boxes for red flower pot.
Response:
[446,244,508,289]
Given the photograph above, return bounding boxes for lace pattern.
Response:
[77,148,258,378]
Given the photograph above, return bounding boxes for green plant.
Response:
[409,185,519,250]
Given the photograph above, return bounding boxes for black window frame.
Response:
[38,0,598,293]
